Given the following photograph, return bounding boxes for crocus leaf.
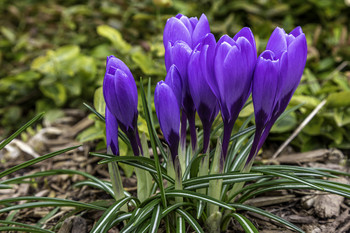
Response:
[97,25,131,54]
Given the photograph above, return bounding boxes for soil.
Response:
[0,109,349,233]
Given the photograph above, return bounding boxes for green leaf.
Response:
[149,204,162,233]
[290,95,320,109]
[176,209,204,233]
[245,169,324,192]
[270,111,297,133]
[165,190,235,211]
[39,82,67,106]
[0,146,80,179]
[94,87,106,116]
[0,198,106,213]
[0,26,16,42]
[0,227,51,233]
[326,91,350,108]
[131,51,166,76]
[31,45,80,74]
[231,213,258,233]
[77,125,105,142]
[91,197,135,233]
[0,221,53,233]
[97,25,131,54]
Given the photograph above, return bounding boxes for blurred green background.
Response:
[0,0,349,152]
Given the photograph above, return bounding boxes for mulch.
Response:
[0,109,349,233]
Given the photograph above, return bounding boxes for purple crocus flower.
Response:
[105,106,119,155]
[208,27,257,160]
[163,13,210,49]
[154,81,181,161]
[103,55,142,156]
[188,33,219,153]
[247,26,307,164]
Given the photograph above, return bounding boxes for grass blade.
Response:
[91,196,134,233]
[252,169,324,190]
[231,213,258,233]
[0,220,54,233]
[166,190,235,211]
[0,145,80,179]
[176,209,204,233]
[149,203,162,233]
[230,203,304,233]
[0,112,44,150]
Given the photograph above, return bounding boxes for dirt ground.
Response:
[1,109,349,233]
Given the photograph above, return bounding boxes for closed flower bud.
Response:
[103,55,141,155]
[210,27,257,159]
[154,81,181,161]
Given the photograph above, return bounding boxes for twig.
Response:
[272,99,327,159]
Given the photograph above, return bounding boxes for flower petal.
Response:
[192,14,210,47]
[105,106,119,155]
[165,64,183,108]
[252,50,280,127]
[266,27,287,59]
[233,27,256,55]
[163,17,192,48]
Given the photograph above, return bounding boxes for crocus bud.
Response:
[165,64,183,108]
[105,106,119,155]
[103,55,141,155]
[188,33,219,153]
[267,26,307,114]
[154,81,181,161]
[163,13,210,49]
[247,27,307,164]
[210,27,257,159]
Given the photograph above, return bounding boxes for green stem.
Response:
[108,159,127,212]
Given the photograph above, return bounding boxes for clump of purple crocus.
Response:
[102,13,307,172]
[247,27,307,164]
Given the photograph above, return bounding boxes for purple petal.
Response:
[289,26,303,37]
[106,55,134,80]
[163,18,192,48]
[252,50,280,127]
[215,37,255,122]
[188,47,218,124]
[189,17,199,29]
[279,33,307,103]
[233,27,256,56]
[266,27,287,59]
[192,14,210,47]
[103,69,138,131]
[164,41,192,105]
[178,15,194,35]
[165,64,183,108]
[105,106,119,155]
